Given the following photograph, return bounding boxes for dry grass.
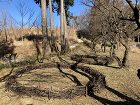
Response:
[0,42,140,105]
[13,40,36,61]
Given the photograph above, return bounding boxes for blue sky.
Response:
[0,0,88,27]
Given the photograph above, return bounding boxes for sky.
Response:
[0,0,88,27]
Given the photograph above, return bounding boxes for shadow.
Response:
[57,56,92,80]
[4,57,106,99]
[58,56,106,95]
[105,65,120,69]
[106,86,140,104]
[137,69,140,79]
[90,86,140,105]
[70,61,93,81]
[57,63,83,86]
[70,61,106,95]
[0,67,14,82]
[4,63,88,99]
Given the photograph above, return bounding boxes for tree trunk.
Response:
[112,50,122,68]
[60,0,64,54]
[91,41,96,53]
[49,0,53,33]
[120,38,130,68]
[49,0,57,52]
[110,43,116,57]
[4,29,8,42]
[138,35,140,43]
[40,0,48,62]
[33,40,42,63]
[122,43,130,67]
[63,8,69,52]
[60,0,69,54]
[101,43,106,52]
[111,39,130,68]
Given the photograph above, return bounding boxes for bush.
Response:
[77,29,92,40]
[0,39,15,59]
[23,34,43,41]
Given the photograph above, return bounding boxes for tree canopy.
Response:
[34,0,74,22]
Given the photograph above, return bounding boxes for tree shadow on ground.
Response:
[57,63,83,86]
[4,63,88,99]
[0,67,14,82]
[58,57,106,95]
[91,86,140,105]
[105,65,120,69]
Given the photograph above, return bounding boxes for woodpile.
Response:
[5,55,106,98]
[71,54,113,66]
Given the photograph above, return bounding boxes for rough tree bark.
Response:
[41,0,48,62]
[112,38,130,68]
[49,0,58,52]
[60,0,69,54]
[120,39,130,68]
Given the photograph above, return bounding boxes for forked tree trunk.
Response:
[117,38,130,68]
[112,50,122,68]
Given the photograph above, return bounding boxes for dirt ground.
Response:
[0,42,140,105]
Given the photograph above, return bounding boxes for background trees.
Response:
[78,0,138,68]
[34,0,74,55]
[16,0,35,29]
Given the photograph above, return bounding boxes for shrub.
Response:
[0,39,15,59]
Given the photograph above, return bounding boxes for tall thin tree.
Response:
[49,0,56,52]
[60,0,69,54]
[40,0,48,62]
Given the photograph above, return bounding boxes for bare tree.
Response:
[81,0,137,68]
[0,11,8,41]
[0,11,16,41]
[125,0,140,30]
[16,0,35,28]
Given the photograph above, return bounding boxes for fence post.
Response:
[48,87,52,100]
[70,89,73,101]
[85,86,87,97]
